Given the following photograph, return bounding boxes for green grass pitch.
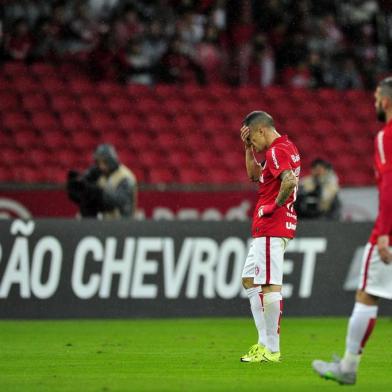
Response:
[1,318,392,392]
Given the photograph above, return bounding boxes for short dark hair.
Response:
[378,77,392,99]
[243,111,275,128]
[311,158,331,169]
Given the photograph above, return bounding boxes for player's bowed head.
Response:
[241,111,279,153]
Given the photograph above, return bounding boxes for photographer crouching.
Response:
[67,144,137,219]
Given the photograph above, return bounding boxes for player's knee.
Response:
[262,284,282,293]
[242,277,254,289]
[356,289,379,305]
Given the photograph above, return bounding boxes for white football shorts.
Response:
[359,242,392,299]
[242,237,289,285]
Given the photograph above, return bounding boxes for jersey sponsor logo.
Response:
[286,222,297,230]
[291,154,300,163]
[271,148,279,169]
[286,211,297,219]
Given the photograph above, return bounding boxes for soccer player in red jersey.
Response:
[313,78,392,384]
[239,111,300,363]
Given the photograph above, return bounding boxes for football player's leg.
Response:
[241,239,267,362]
[340,243,383,373]
[256,237,285,361]
[242,277,267,348]
[313,243,381,384]
[242,238,267,348]
[262,286,282,361]
[312,290,377,385]
[341,290,378,373]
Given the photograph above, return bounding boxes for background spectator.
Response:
[4,18,33,61]
[296,158,341,220]
[0,0,391,90]
[67,144,137,219]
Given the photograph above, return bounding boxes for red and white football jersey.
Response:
[252,135,301,239]
[369,119,392,244]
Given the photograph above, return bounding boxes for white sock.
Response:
[341,302,378,373]
[246,287,267,346]
[263,292,283,353]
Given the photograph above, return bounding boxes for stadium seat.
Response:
[107,96,133,115]
[2,62,28,77]
[0,69,379,186]
[154,84,179,100]
[13,76,41,93]
[194,151,222,168]
[29,148,50,166]
[208,168,233,183]
[80,95,105,114]
[142,150,167,167]
[3,148,21,165]
[12,166,43,183]
[61,111,86,131]
[88,112,116,132]
[68,78,95,95]
[32,113,60,131]
[145,113,172,130]
[42,132,67,150]
[157,132,180,151]
[163,98,189,116]
[0,166,14,182]
[182,84,208,101]
[178,167,205,184]
[22,93,48,112]
[134,97,162,114]
[0,92,19,111]
[125,84,151,99]
[51,95,79,112]
[166,149,193,167]
[97,82,124,98]
[125,133,150,150]
[14,128,40,149]
[117,113,142,130]
[31,63,57,78]
[173,113,198,129]
[3,112,30,130]
[149,167,176,183]
[42,77,66,95]
[237,86,262,102]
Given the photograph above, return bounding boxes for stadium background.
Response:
[1,1,392,391]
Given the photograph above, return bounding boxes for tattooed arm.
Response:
[276,170,298,206]
[257,170,297,217]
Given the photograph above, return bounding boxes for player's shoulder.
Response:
[267,142,300,169]
[269,140,297,155]
[375,127,392,147]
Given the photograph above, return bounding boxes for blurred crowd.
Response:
[1,0,391,89]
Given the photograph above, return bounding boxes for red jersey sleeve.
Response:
[375,130,392,175]
[266,146,292,179]
[378,171,392,235]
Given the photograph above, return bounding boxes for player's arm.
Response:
[276,170,298,206]
[258,170,297,217]
[241,126,261,181]
[377,171,392,263]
